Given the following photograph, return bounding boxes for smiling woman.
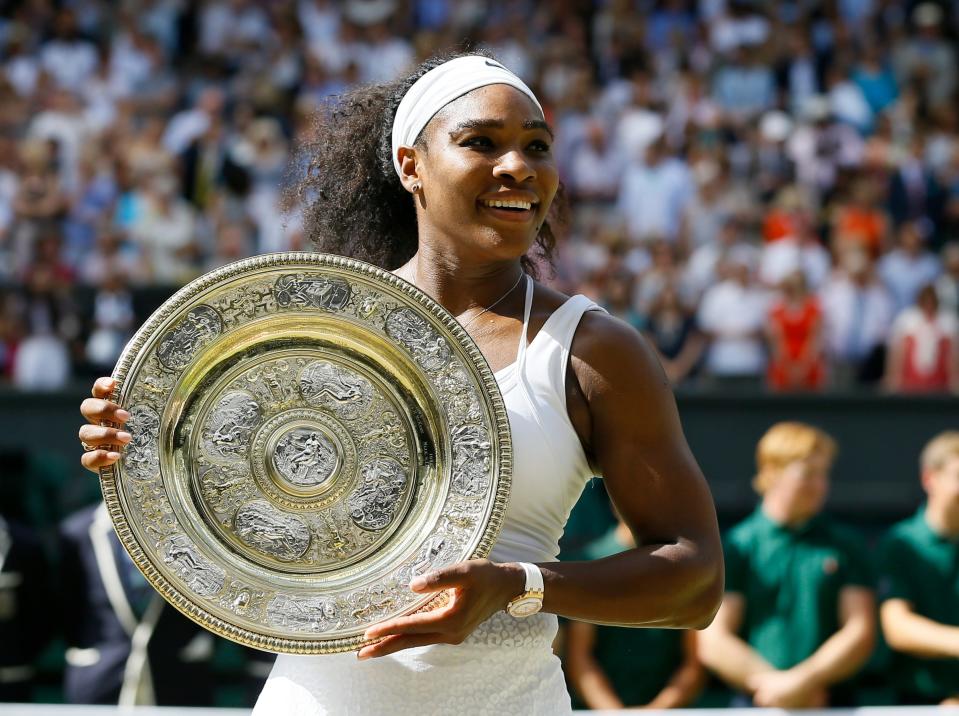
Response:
[78,51,724,715]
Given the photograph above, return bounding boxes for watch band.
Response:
[518,561,544,594]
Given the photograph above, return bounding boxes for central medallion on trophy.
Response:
[270,424,341,494]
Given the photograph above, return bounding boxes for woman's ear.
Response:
[397,146,421,195]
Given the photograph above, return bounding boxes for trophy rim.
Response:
[98,251,513,654]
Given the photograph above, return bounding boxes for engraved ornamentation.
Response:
[156,305,222,370]
[384,308,452,372]
[299,361,374,420]
[123,405,161,479]
[451,424,492,496]
[234,500,312,561]
[274,274,351,310]
[271,427,339,488]
[267,594,338,633]
[161,535,225,597]
[347,458,409,531]
[201,391,261,460]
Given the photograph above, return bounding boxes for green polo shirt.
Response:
[878,507,959,702]
[578,529,684,707]
[724,508,873,670]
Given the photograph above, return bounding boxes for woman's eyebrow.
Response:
[448,118,555,139]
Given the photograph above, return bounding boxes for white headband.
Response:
[391,55,544,178]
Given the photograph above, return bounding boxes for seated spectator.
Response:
[819,247,895,386]
[766,270,826,391]
[699,422,875,707]
[642,283,705,386]
[878,431,959,706]
[565,513,705,709]
[884,284,958,394]
[697,249,769,387]
[830,178,889,258]
[878,221,941,313]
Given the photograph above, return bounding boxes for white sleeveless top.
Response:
[254,281,606,716]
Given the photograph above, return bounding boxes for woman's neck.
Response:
[401,246,526,319]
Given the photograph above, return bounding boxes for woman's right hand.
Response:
[79,377,132,474]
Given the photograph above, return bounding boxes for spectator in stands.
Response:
[892,3,956,109]
[820,247,895,386]
[565,512,705,709]
[699,422,876,707]
[878,431,959,705]
[616,134,694,245]
[129,172,200,285]
[697,248,769,388]
[879,221,942,313]
[641,282,705,386]
[887,136,945,240]
[884,284,959,394]
[766,270,826,391]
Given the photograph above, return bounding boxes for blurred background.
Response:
[0,0,957,711]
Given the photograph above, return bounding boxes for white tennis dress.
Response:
[254,280,605,715]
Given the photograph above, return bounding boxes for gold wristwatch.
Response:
[506,562,544,618]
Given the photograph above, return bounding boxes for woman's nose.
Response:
[492,150,535,183]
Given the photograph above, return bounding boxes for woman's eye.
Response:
[529,140,551,153]
[462,136,493,149]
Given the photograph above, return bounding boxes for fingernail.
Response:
[117,432,132,443]
[409,576,426,590]
[107,452,121,460]
[116,409,130,421]
[357,652,369,661]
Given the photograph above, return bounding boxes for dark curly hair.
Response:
[287,49,564,277]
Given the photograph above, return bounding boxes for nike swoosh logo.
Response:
[485,60,506,70]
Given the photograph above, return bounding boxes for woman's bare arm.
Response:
[539,312,723,628]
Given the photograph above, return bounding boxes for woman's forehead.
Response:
[427,84,548,136]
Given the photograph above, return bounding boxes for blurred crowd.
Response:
[0,0,957,392]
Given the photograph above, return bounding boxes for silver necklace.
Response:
[412,267,526,332]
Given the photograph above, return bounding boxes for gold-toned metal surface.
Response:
[99,252,512,654]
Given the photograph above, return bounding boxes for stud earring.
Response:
[411,182,421,193]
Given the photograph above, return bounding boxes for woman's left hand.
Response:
[357,559,525,659]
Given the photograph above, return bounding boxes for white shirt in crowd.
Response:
[617,157,694,243]
[819,273,895,361]
[758,237,832,290]
[888,307,959,378]
[698,279,770,376]
[877,249,941,312]
[40,38,98,92]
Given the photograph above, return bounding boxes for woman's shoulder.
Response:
[532,282,665,393]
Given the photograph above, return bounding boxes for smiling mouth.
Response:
[481,199,536,210]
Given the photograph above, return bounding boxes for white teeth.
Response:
[484,199,533,210]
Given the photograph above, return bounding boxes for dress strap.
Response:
[514,275,535,369]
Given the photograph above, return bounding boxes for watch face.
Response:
[509,597,542,618]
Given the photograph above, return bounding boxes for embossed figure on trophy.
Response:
[162,535,225,596]
[348,458,407,531]
[156,305,222,370]
[124,405,162,478]
[273,428,338,487]
[268,595,337,632]
[299,361,373,420]
[204,391,261,459]
[451,424,492,495]
[274,275,351,311]
[384,309,452,371]
[234,501,311,561]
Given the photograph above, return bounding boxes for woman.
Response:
[78,53,723,714]
[766,270,826,391]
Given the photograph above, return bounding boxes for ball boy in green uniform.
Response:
[879,431,959,705]
[564,515,706,709]
[699,422,875,707]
